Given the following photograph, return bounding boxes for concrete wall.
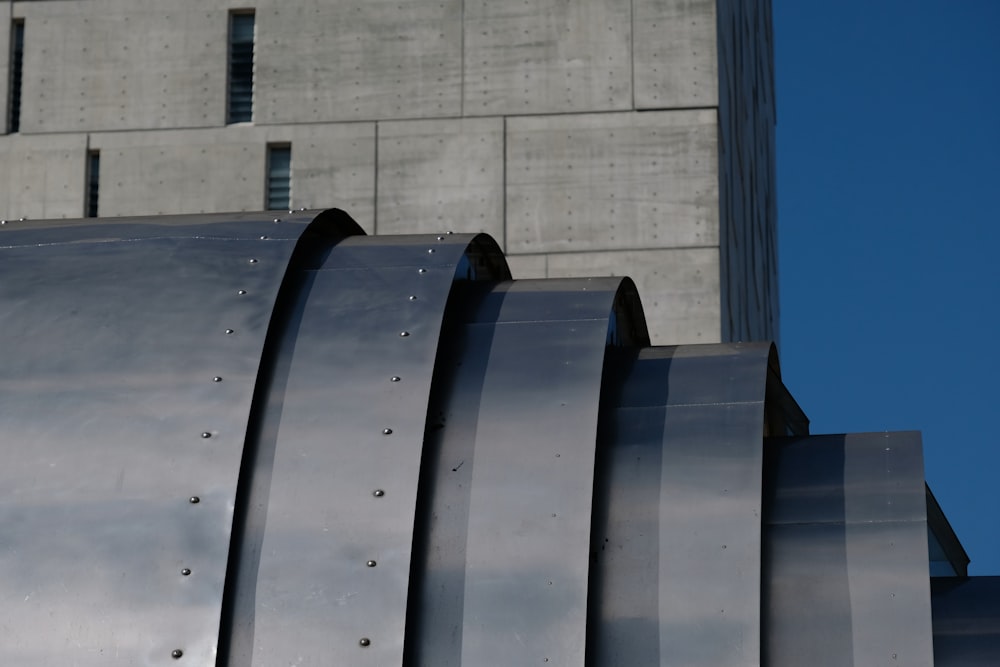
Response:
[0,0,776,346]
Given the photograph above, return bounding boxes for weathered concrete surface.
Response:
[463,0,632,115]
[376,117,503,238]
[634,0,719,109]
[0,133,88,220]
[256,0,463,123]
[506,110,718,254]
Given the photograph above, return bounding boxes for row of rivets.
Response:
[358,243,440,649]
[173,241,267,661]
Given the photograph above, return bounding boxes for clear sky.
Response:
[773,1,1000,575]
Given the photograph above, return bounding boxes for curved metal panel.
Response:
[407,278,636,667]
[932,577,1000,666]
[589,343,774,667]
[0,209,361,666]
[763,432,934,667]
[239,233,509,666]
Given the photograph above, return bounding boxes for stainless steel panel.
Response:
[590,343,773,667]
[409,278,633,667]
[243,234,508,666]
[932,577,1000,666]
[0,210,361,665]
[764,432,934,667]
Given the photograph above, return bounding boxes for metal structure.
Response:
[0,210,995,665]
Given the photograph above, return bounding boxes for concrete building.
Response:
[0,0,776,345]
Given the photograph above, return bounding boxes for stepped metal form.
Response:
[0,210,994,665]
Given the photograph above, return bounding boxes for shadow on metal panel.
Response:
[0,209,994,666]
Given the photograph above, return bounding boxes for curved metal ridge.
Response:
[0,211,989,666]
[405,277,644,667]
[239,232,509,666]
[0,209,361,666]
[764,432,934,666]
[590,343,775,667]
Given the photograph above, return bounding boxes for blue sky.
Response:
[774,1,1000,574]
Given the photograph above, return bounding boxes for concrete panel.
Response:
[377,117,503,237]
[464,0,631,115]
[547,247,720,345]
[18,0,229,133]
[504,254,547,279]
[90,125,377,221]
[506,110,719,254]
[256,0,462,123]
[634,0,718,109]
[92,128,267,217]
[0,133,87,219]
[286,124,376,233]
[0,2,10,135]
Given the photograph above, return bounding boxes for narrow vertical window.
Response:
[86,151,100,218]
[9,20,24,133]
[227,12,254,124]
[266,144,291,210]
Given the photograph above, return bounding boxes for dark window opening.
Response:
[267,144,291,210]
[9,20,24,133]
[86,151,100,218]
[227,12,255,123]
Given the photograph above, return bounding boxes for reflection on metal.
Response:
[0,209,994,665]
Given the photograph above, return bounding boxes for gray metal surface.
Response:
[237,233,509,666]
[407,277,647,667]
[932,577,1000,666]
[764,432,935,667]
[0,209,361,665]
[0,211,988,666]
[590,343,775,667]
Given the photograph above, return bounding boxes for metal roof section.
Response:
[0,210,993,665]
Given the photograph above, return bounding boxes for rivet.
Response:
[445,230,454,235]
[417,268,427,274]
[399,331,410,337]
[390,376,401,382]
[408,295,417,301]
[249,258,258,263]
[259,235,268,240]
[373,489,385,497]
[359,638,371,647]
[189,496,200,504]
[18,217,25,222]
[427,248,435,254]
[299,207,307,211]
[225,329,235,335]
[171,649,183,659]
[0,220,5,225]
[201,432,212,439]
[436,235,445,241]
[273,218,281,223]
[366,560,377,567]
[382,428,393,435]
[181,568,191,576]
[288,210,295,214]
[212,376,223,382]
[237,290,247,295]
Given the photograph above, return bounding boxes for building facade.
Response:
[0,0,777,345]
